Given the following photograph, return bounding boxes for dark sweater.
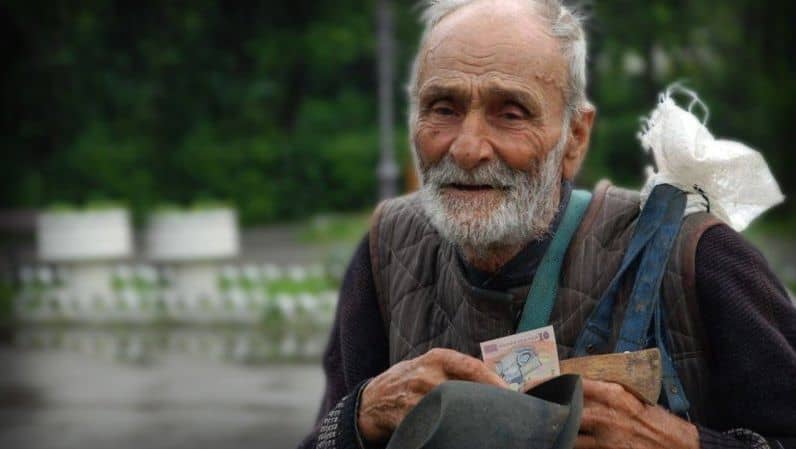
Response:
[298,224,796,449]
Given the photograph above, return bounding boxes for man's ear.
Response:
[562,103,596,181]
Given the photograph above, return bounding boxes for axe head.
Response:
[559,348,662,404]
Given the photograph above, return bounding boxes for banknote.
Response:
[480,325,560,392]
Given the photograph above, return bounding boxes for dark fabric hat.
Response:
[386,374,582,449]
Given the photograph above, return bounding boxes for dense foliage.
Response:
[2,1,794,225]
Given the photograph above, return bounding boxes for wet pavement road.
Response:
[0,344,324,449]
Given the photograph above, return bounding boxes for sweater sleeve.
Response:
[297,234,390,449]
[694,224,796,449]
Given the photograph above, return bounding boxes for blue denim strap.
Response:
[655,294,691,414]
[615,187,685,352]
[572,185,682,356]
[571,184,691,415]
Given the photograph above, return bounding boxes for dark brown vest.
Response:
[369,181,722,422]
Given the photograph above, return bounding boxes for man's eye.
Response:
[502,112,524,120]
[433,106,456,116]
[500,106,527,121]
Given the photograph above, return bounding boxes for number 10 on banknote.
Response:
[480,325,561,392]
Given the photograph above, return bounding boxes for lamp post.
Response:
[377,0,399,200]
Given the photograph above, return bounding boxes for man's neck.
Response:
[460,243,526,274]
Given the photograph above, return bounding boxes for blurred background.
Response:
[0,1,794,448]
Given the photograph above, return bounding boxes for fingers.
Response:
[443,350,507,387]
[405,371,443,395]
[519,375,554,393]
[422,348,508,387]
[578,379,660,449]
[574,434,599,449]
[582,378,645,416]
[578,401,606,434]
[358,348,505,445]
[582,378,627,400]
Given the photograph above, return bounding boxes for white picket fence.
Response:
[14,263,338,327]
[13,326,330,363]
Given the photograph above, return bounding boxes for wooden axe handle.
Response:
[560,348,662,404]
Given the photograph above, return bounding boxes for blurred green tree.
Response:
[0,1,792,225]
[582,0,796,223]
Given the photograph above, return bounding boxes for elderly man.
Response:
[298,1,796,448]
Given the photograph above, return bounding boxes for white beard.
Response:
[418,132,568,256]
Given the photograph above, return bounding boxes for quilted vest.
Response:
[368,181,722,422]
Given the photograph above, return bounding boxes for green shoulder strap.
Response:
[516,189,592,332]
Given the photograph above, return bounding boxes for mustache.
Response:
[422,157,526,190]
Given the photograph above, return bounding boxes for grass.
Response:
[191,199,231,210]
[153,200,233,213]
[297,212,370,245]
[44,200,127,212]
[263,277,335,295]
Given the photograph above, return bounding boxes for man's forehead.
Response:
[417,0,567,92]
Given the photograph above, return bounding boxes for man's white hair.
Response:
[408,0,588,129]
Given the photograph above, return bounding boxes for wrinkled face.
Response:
[413,0,573,251]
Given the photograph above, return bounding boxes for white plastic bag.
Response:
[638,85,784,232]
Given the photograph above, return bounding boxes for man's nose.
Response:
[449,112,495,171]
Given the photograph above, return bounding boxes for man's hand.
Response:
[577,379,699,449]
[357,348,507,444]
